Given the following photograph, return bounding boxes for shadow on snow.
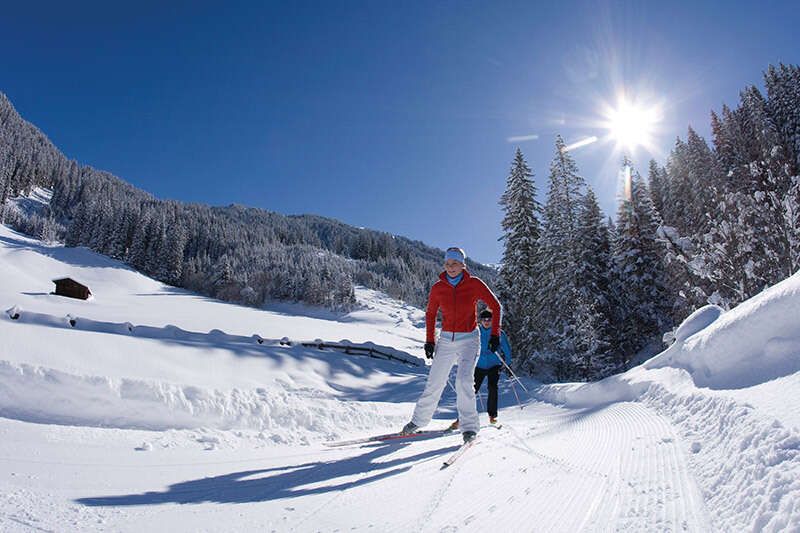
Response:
[76,440,460,507]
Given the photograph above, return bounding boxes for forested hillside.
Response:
[0,93,494,310]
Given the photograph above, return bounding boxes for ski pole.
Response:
[446,375,458,396]
[446,374,481,423]
[495,351,530,394]
[448,372,484,410]
[491,349,524,409]
[506,374,523,410]
[494,349,534,401]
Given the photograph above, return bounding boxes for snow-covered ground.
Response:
[1,223,798,532]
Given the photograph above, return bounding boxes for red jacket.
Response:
[426,269,502,342]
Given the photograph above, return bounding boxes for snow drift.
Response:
[538,271,800,532]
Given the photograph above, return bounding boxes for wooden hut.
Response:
[52,278,92,300]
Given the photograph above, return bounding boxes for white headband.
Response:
[444,248,465,263]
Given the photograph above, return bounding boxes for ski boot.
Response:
[489,416,498,425]
[400,421,418,435]
[448,419,459,431]
[462,430,477,443]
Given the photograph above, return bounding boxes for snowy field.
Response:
[1,223,798,532]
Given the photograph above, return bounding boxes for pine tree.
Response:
[127,212,152,271]
[647,159,668,220]
[571,293,608,380]
[765,63,800,172]
[740,85,794,277]
[684,127,718,234]
[651,150,707,322]
[497,148,542,369]
[699,85,795,307]
[0,150,13,207]
[662,138,685,230]
[65,199,91,247]
[536,136,586,377]
[611,165,670,361]
[162,221,187,286]
[573,187,615,378]
[784,177,800,272]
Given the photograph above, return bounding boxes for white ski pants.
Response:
[411,330,480,433]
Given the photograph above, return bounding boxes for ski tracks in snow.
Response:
[568,402,710,532]
[279,401,711,532]
[13,402,712,532]
[494,401,710,532]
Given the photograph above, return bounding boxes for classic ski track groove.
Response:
[409,402,708,532]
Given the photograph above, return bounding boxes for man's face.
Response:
[444,259,465,277]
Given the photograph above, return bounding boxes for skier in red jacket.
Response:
[401,247,502,443]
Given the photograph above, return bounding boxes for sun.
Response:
[602,96,662,152]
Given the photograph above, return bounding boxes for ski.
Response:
[441,437,477,468]
[323,428,453,448]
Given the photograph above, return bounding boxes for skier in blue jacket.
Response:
[450,309,512,429]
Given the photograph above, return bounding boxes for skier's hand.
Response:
[424,342,435,359]
[488,335,500,353]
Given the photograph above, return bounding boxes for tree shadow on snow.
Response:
[75,440,460,507]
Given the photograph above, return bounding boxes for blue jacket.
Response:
[476,326,512,369]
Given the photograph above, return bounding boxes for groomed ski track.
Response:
[292,401,710,532]
[3,399,711,532]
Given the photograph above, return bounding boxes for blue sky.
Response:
[2,1,798,263]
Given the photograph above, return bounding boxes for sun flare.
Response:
[603,96,662,152]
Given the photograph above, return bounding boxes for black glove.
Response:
[488,335,500,353]
[424,342,435,359]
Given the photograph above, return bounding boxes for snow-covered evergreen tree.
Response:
[651,146,708,323]
[497,148,542,370]
[162,217,187,286]
[647,159,668,220]
[535,136,586,378]
[663,137,690,233]
[684,127,719,234]
[784,177,800,273]
[699,85,796,307]
[765,63,800,171]
[611,165,670,360]
[573,187,615,378]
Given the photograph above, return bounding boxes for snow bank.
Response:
[641,383,800,532]
[0,360,405,443]
[673,304,723,343]
[647,272,800,389]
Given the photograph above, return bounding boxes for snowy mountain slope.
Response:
[1,224,798,532]
[0,223,429,439]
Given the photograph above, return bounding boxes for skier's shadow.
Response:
[76,440,460,507]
